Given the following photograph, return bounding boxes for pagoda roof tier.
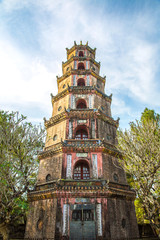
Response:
[51,86,111,103]
[66,42,96,58]
[44,109,119,128]
[38,139,121,160]
[27,179,136,202]
[62,56,100,68]
[57,69,106,83]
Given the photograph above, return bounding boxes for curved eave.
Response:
[51,86,111,104]
[57,69,106,84]
[27,179,135,202]
[44,109,118,128]
[38,140,121,160]
[66,44,96,58]
[62,56,100,68]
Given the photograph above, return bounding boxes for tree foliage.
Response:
[118,108,160,237]
[0,111,45,239]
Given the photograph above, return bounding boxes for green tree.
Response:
[118,109,160,237]
[0,111,45,240]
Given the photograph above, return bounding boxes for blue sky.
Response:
[0,0,160,129]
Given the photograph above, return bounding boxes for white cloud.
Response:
[0,36,57,116]
[0,0,160,127]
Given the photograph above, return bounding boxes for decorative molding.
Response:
[57,69,105,84]
[62,55,100,68]
[51,86,111,104]
[66,44,96,57]
[27,180,136,202]
[44,109,118,128]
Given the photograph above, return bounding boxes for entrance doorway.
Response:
[70,204,96,240]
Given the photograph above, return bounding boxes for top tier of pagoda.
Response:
[44,41,119,151]
[56,41,106,94]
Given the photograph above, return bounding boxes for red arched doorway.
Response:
[76,99,87,109]
[79,51,84,57]
[75,128,88,140]
[74,161,90,179]
[77,78,85,86]
[78,62,85,70]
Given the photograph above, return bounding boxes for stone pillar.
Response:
[73,75,76,86]
[87,75,90,86]
[89,95,93,108]
[71,95,75,109]
[92,154,98,178]
[68,120,73,139]
[96,203,102,237]
[66,154,72,179]
[91,119,96,138]
[62,204,69,236]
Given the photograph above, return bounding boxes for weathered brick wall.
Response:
[94,95,111,116]
[91,75,105,92]
[102,153,127,184]
[97,119,116,143]
[63,61,74,74]
[25,198,57,239]
[58,76,72,93]
[45,120,67,147]
[37,153,63,183]
[52,95,69,116]
[103,198,139,239]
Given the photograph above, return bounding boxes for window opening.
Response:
[77,99,87,109]
[75,129,88,140]
[79,51,84,57]
[74,162,90,179]
[72,209,93,221]
[77,78,85,86]
[78,62,85,70]
[46,174,51,182]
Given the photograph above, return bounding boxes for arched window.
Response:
[46,174,51,182]
[79,51,84,57]
[77,99,87,109]
[75,129,88,139]
[77,78,85,86]
[74,162,90,179]
[78,62,85,70]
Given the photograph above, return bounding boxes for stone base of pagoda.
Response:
[25,180,139,240]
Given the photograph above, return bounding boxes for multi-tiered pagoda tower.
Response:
[25,41,139,240]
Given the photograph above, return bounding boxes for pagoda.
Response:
[25,41,139,239]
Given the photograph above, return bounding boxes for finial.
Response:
[86,41,88,46]
[104,75,106,79]
[80,40,82,45]
[50,93,53,98]
[43,117,46,122]
[74,41,77,46]
[66,48,69,51]
[94,48,96,52]
[109,93,112,99]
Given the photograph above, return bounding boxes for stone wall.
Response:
[97,119,116,144]
[45,120,67,147]
[25,198,57,239]
[103,198,139,239]
[52,95,69,116]
[94,96,111,116]
[37,153,63,183]
[58,76,72,93]
[102,153,127,184]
